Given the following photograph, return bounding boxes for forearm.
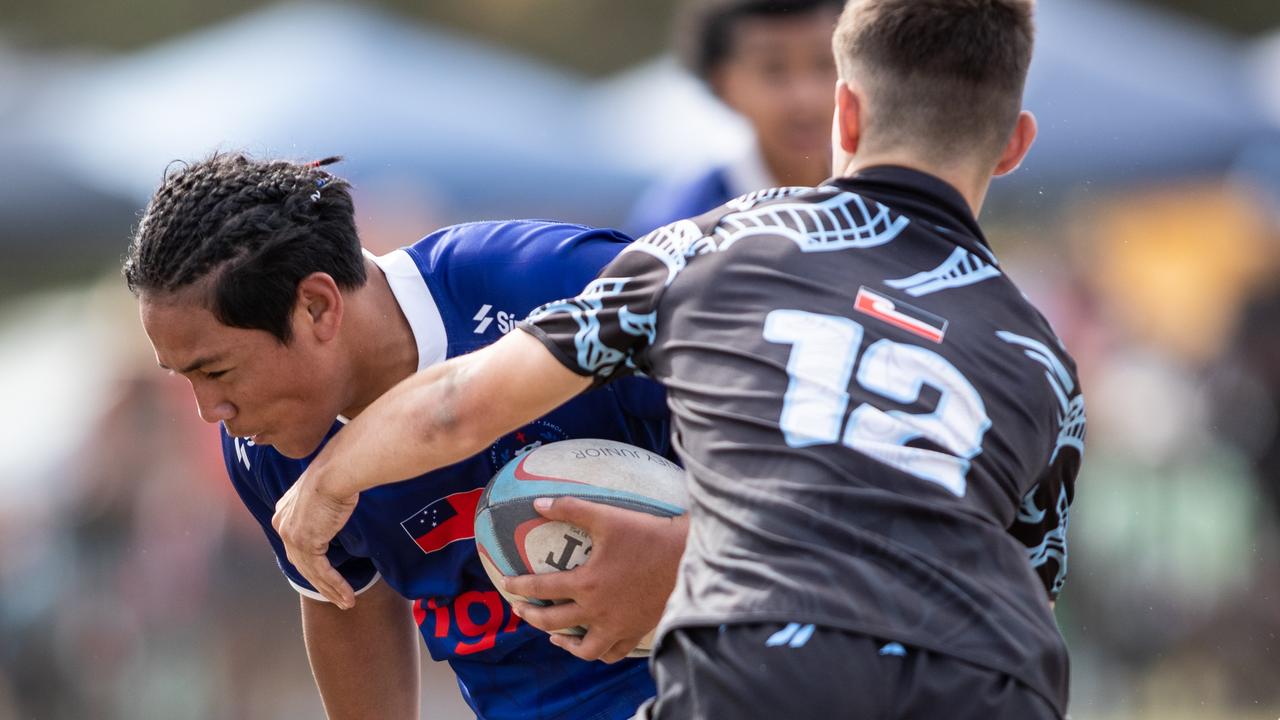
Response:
[312,331,591,498]
[302,581,420,720]
[312,359,489,498]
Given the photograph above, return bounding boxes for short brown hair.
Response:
[833,0,1034,159]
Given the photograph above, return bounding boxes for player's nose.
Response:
[789,70,835,110]
[193,386,237,424]
[197,400,237,424]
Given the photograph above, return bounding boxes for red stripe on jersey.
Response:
[854,287,946,344]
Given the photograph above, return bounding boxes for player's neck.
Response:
[339,256,419,419]
[835,151,992,217]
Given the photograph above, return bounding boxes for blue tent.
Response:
[8,0,1278,265]
[25,2,647,228]
[1012,0,1276,190]
[589,0,1279,204]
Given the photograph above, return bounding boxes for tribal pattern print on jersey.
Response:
[520,167,1084,716]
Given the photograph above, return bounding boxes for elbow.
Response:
[414,361,498,459]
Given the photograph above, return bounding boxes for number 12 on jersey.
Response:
[763,309,990,497]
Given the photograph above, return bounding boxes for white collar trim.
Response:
[365,248,448,373]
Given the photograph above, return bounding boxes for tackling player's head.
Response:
[830,0,1038,190]
[125,153,368,458]
[676,0,844,184]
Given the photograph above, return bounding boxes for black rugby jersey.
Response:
[519,167,1084,715]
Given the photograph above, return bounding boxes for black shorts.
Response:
[635,623,1061,720]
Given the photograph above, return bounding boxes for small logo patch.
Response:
[765,622,816,648]
[878,642,908,657]
[473,304,518,334]
[854,287,948,343]
[488,420,569,468]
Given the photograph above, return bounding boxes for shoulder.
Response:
[407,222,639,352]
[624,185,838,267]
[406,220,631,268]
[991,319,1085,459]
[687,184,849,238]
[405,220,633,308]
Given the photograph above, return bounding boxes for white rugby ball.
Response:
[474,438,686,656]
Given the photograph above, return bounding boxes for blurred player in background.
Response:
[122,154,685,720]
[625,0,842,234]
[276,0,1083,718]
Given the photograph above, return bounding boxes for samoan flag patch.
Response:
[400,489,483,555]
[854,286,948,344]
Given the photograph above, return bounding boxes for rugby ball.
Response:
[474,439,687,656]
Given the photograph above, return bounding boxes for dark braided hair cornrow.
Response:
[123,152,366,343]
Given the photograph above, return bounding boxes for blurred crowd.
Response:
[3,2,1280,719]
[995,179,1280,719]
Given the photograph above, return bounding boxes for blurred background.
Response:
[1,1,1279,718]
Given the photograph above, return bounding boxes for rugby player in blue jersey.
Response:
[278,1,1083,718]
[626,0,842,235]
[124,154,684,720]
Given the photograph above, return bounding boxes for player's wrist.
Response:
[304,446,355,501]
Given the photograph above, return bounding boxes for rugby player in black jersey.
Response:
[276,1,1082,717]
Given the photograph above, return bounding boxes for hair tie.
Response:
[304,155,343,168]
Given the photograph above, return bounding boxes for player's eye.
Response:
[205,369,230,380]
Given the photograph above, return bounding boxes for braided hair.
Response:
[124,152,366,343]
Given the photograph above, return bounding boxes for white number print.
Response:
[762,310,863,447]
[765,309,990,496]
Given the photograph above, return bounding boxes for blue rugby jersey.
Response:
[221,221,671,720]
[625,166,734,237]
[626,148,777,237]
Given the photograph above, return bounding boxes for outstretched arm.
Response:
[273,329,592,607]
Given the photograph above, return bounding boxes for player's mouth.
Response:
[782,123,831,152]
[226,426,267,444]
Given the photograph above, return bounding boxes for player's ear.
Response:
[834,81,862,155]
[993,110,1037,177]
[295,272,343,343]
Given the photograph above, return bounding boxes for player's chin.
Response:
[267,431,325,460]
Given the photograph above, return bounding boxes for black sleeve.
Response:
[1008,442,1081,602]
[518,219,702,384]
